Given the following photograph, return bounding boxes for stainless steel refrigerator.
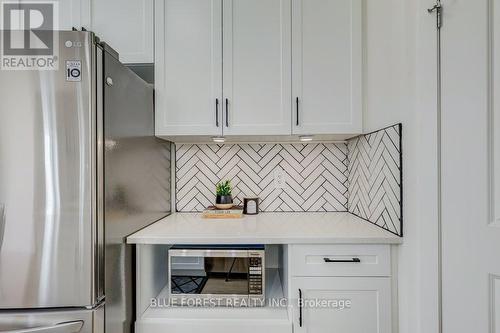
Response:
[0,31,171,332]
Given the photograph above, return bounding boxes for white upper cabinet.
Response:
[222,0,291,136]
[155,0,363,139]
[292,0,362,135]
[155,0,223,137]
[56,0,90,31]
[87,0,154,63]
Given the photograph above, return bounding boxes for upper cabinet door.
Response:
[292,0,362,135]
[222,0,292,136]
[155,0,223,137]
[88,0,154,63]
[57,0,90,31]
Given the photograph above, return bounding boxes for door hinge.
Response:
[428,1,443,29]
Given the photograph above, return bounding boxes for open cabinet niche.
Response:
[134,244,292,333]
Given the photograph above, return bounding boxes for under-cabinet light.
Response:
[299,135,314,142]
[212,136,226,143]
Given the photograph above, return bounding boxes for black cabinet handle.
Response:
[299,288,303,327]
[225,98,229,127]
[296,97,299,126]
[215,98,219,127]
[323,257,361,263]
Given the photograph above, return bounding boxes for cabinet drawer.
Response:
[291,245,391,277]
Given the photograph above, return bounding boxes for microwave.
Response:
[168,245,265,307]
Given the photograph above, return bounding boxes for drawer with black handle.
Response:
[291,244,391,277]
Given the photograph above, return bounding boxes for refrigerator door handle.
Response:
[0,321,84,333]
[95,43,105,303]
[0,203,5,250]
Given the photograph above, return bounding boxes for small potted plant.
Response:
[215,180,233,209]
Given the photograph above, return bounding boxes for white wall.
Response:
[364,1,439,332]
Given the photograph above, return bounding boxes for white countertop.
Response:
[127,212,402,245]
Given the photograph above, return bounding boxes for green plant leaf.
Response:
[216,180,232,196]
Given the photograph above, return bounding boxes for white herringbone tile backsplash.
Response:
[176,143,349,212]
[348,124,403,235]
[175,124,402,236]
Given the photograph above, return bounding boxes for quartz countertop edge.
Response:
[127,212,403,245]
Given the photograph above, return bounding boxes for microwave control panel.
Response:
[248,256,263,295]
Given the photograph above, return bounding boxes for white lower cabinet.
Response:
[290,244,393,333]
[134,244,394,333]
[292,277,392,333]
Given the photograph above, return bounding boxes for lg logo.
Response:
[2,2,55,56]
